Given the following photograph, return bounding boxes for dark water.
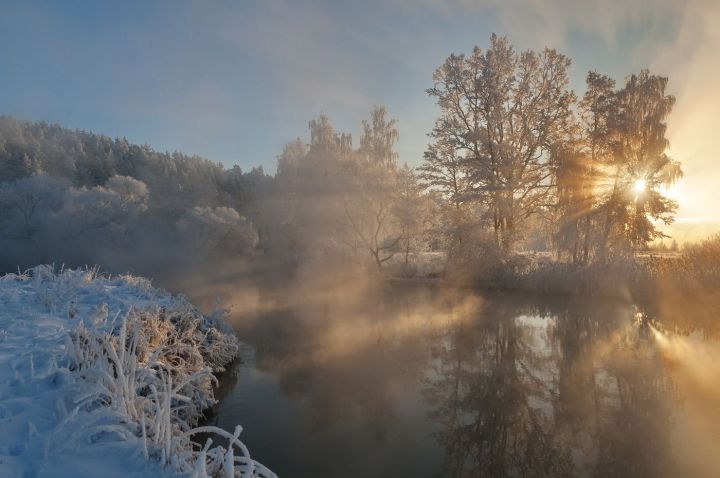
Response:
[201,283,720,478]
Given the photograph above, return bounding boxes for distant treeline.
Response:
[0,116,267,280]
[0,116,267,213]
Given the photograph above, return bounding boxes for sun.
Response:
[634,178,647,194]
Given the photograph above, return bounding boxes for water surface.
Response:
[202,283,720,478]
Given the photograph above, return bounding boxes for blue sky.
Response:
[0,0,691,172]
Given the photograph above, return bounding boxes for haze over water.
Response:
[202,283,720,478]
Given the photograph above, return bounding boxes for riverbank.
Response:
[0,266,274,478]
[384,251,703,302]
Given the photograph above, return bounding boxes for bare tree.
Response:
[271,108,405,270]
[554,72,616,263]
[342,106,403,269]
[394,164,436,267]
[419,134,471,250]
[427,34,575,252]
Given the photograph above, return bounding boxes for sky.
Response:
[1,0,718,240]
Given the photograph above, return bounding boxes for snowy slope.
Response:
[0,266,274,478]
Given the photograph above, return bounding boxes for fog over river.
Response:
[198,282,720,478]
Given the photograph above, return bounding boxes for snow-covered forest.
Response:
[0,116,265,280]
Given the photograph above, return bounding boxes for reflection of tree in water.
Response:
[593,317,677,478]
[424,299,574,478]
[547,300,677,477]
[222,283,684,477]
[425,296,677,478]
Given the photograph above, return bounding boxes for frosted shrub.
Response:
[679,233,720,280]
[23,266,275,478]
[177,206,259,256]
[70,311,275,476]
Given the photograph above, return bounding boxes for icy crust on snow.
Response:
[0,265,275,478]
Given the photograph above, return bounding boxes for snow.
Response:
[0,265,275,478]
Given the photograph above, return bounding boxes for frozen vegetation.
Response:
[0,265,275,478]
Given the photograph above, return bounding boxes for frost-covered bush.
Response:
[0,173,261,281]
[66,287,274,476]
[0,174,66,241]
[0,174,150,270]
[678,233,720,280]
[383,252,447,278]
[105,175,151,203]
[444,229,507,281]
[70,316,275,477]
[177,206,259,255]
[518,261,637,297]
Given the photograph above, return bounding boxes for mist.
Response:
[2,4,720,477]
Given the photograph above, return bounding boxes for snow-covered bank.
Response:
[0,266,274,478]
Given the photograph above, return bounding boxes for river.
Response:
[200,282,720,478]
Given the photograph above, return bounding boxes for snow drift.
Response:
[0,265,274,478]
